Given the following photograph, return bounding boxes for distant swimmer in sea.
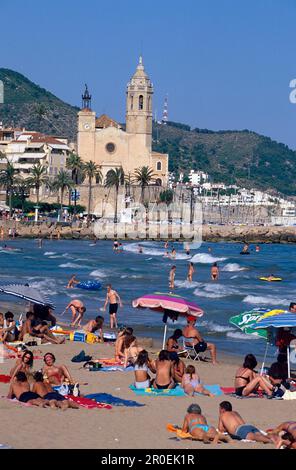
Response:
[66,275,79,289]
[113,240,119,252]
[187,262,195,282]
[241,242,250,254]
[256,245,260,252]
[164,241,169,249]
[138,244,143,254]
[211,262,219,281]
[171,248,176,259]
[163,251,170,258]
[169,265,176,290]
[185,243,190,255]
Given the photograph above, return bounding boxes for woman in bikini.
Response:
[234,353,273,397]
[42,352,74,386]
[166,329,183,353]
[152,350,175,390]
[123,335,143,368]
[182,403,228,443]
[10,350,34,382]
[133,350,156,389]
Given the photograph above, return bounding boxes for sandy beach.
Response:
[0,339,294,450]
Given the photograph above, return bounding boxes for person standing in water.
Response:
[169,266,176,290]
[211,262,219,281]
[171,248,176,259]
[66,275,79,289]
[103,284,122,329]
[187,262,195,282]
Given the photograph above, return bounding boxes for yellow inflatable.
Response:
[259,277,282,282]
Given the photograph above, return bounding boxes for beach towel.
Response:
[167,423,193,439]
[195,384,223,396]
[129,385,186,396]
[0,375,11,384]
[71,350,92,363]
[93,358,123,366]
[89,365,134,372]
[221,387,236,395]
[65,395,112,409]
[85,393,144,407]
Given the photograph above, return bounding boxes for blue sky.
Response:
[1,0,296,148]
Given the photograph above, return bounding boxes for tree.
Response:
[159,189,174,205]
[82,161,102,220]
[52,169,73,212]
[105,167,125,223]
[0,159,21,216]
[26,162,48,204]
[13,178,30,212]
[133,166,155,203]
[66,153,84,212]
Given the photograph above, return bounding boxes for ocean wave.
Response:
[89,269,108,278]
[120,274,143,279]
[44,251,56,256]
[200,320,235,333]
[227,331,260,340]
[28,278,58,297]
[190,253,227,264]
[175,280,201,289]
[123,242,190,259]
[222,263,246,272]
[193,283,240,299]
[242,295,289,306]
[59,262,88,269]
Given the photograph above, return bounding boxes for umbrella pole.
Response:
[260,342,269,375]
[162,324,168,350]
[287,345,291,379]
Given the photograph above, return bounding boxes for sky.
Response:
[1,0,296,148]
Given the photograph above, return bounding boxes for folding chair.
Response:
[182,337,201,361]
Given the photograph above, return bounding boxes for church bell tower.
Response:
[126,57,153,149]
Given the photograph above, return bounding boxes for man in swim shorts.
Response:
[7,371,48,407]
[65,299,86,327]
[103,284,122,329]
[218,401,281,446]
[182,317,217,364]
[211,262,219,281]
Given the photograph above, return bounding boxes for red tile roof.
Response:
[95,114,121,129]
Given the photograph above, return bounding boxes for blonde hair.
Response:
[186,364,196,379]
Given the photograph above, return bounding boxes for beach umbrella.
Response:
[132,292,204,349]
[254,311,296,377]
[0,283,55,309]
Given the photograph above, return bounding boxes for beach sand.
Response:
[0,339,293,449]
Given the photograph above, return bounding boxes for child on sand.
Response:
[182,365,214,397]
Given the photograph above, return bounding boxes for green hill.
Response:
[0,68,295,195]
[0,68,78,140]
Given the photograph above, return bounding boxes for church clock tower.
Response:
[126,57,153,149]
[77,84,96,162]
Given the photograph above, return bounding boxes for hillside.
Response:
[152,122,296,195]
[0,68,78,141]
[0,69,295,195]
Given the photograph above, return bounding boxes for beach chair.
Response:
[181,337,201,361]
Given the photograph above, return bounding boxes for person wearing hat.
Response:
[182,316,218,364]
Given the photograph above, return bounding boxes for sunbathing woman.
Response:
[182,403,229,444]
[123,335,143,368]
[134,350,156,389]
[42,352,74,386]
[182,364,214,397]
[7,371,50,407]
[10,350,34,382]
[152,350,175,390]
[115,327,133,362]
[32,372,79,410]
[234,353,273,397]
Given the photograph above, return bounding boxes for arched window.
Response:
[155,178,162,186]
[130,95,134,110]
[147,96,151,111]
[156,161,162,171]
[139,95,144,110]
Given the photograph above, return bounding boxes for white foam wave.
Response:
[227,331,260,340]
[175,280,200,289]
[120,274,143,279]
[200,320,235,333]
[89,269,107,278]
[190,253,227,264]
[222,263,245,272]
[59,262,86,269]
[194,283,240,299]
[28,278,58,297]
[44,251,56,256]
[243,295,289,306]
[123,242,190,259]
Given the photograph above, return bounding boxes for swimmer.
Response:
[169,265,176,290]
[256,245,260,252]
[138,244,143,254]
[171,248,176,259]
[187,262,195,282]
[211,262,219,281]
[66,275,79,289]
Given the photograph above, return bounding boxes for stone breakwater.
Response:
[2,222,296,243]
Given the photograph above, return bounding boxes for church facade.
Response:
[77,58,168,186]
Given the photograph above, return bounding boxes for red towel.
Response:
[221,387,235,394]
[65,395,112,409]
[0,375,11,383]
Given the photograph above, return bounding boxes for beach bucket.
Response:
[69,332,87,342]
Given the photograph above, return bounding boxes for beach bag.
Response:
[86,333,98,344]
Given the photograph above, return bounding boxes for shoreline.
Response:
[1,222,296,243]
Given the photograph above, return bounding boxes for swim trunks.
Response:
[235,424,260,440]
[43,391,66,401]
[194,341,207,353]
[19,391,41,403]
[109,303,118,315]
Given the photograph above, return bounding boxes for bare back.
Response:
[220,411,245,435]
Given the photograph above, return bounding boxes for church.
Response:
[77,57,169,186]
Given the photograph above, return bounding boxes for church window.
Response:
[157,161,162,171]
[106,142,116,153]
[139,95,144,110]
[130,95,134,110]
[148,96,151,111]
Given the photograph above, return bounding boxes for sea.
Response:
[0,239,295,362]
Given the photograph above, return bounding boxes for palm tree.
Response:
[0,159,21,216]
[14,177,30,212]
[66,153,84,210]
[133,166,155,203]
[82,161,102,221]
[53,170,73,212]
[26,162,48,205]
[105,167,125,223]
